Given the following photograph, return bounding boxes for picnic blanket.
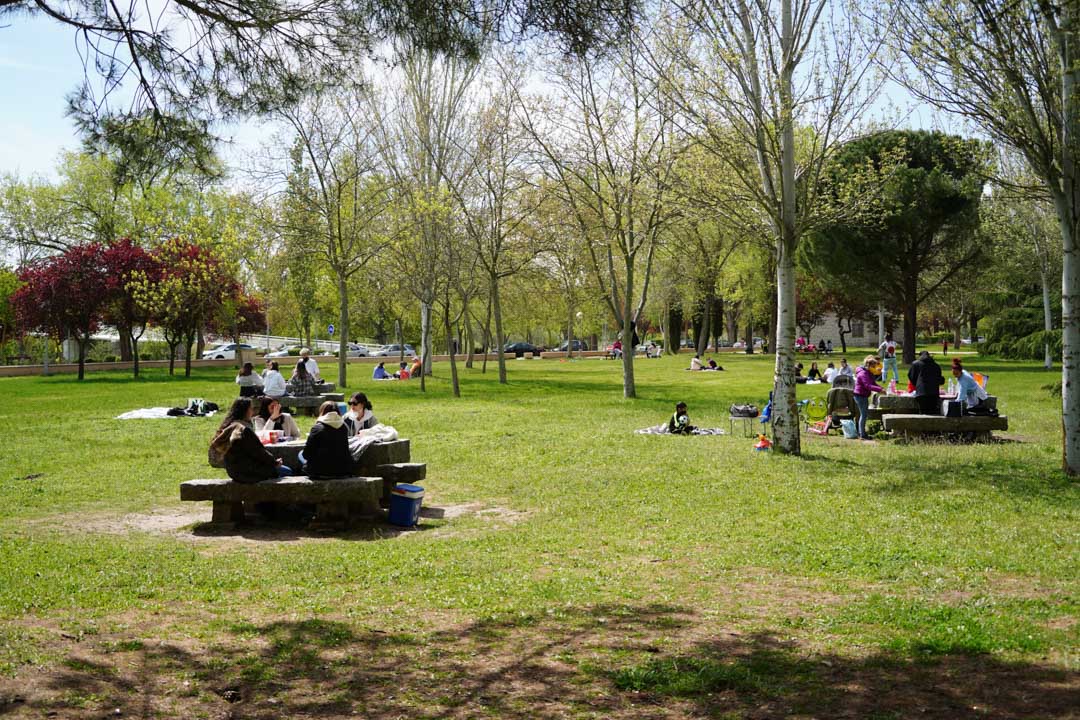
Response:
[116,407,217,420]
[635,424,725,436]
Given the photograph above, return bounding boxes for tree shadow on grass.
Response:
[6,603,1076,719]
[189,509,441,542]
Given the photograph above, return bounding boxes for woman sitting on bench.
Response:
[210,398,292,483]
[253,396,301,440]
[286,359,317,396]
[235,362,263,397]
[301,401,353,478]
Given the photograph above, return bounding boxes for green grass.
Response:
[0,352,1076,716]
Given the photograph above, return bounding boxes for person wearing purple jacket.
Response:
[853,355,885,440]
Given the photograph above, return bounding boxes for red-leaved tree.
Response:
[102,238,160,377]
[13,243,110,380]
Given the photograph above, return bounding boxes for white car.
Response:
[371,344,417,357]
[347,343,370,357]
[201,343,255,360]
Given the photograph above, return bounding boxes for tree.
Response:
[0,269,21,352]
[654,0,885,452]
[129,238,226,376]
[13,243,110,380]
[101,238,158,376]
[2,1,634,172]
[802,130,987,364]
[520,30,677,399]
[271,88,391,388]
[887,0,1080,474]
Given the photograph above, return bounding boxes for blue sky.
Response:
[1,10,951,181]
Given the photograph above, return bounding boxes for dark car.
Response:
[555,340,590,352]
[503,342,543,358]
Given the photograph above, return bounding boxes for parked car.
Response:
[201,343,255,360]
[555,340,590,352]
[347,343,370,357]
[265,345,302,358]
[371,344,417,357]
[960,336,986,345]
[503,342,543,358]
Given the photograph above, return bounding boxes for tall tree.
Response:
[888,0,1080,474]
[801,130,988,364]
[654,0,885,452]
[520,30,677,398]
[13,243,110,380]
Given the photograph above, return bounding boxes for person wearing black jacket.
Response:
[908,350,945,415]
[302,401,353,478]
[210,398,292,483]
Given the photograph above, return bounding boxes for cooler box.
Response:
[388,484,424,527]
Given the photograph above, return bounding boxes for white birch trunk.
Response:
[337,274,349,388]
[1058,4,1080,476]
[1041,265,1054,370]
[420,300,433,392]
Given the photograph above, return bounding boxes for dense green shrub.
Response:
[982,306,1061,360]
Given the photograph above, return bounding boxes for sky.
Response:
[0,8,955,183]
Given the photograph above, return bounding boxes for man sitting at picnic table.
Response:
[908,351,945,415]
[299,348,323,382]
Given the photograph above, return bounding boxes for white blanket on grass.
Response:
[115,407,217,420]
[635,425,725,436]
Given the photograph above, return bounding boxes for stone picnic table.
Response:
[866,393,997,421]
[181,438,425,529]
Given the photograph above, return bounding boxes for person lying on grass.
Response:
[209,398,293,483]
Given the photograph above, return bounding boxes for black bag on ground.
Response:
[729,403,759,418]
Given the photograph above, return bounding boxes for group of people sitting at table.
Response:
[373,357,422,380]
[235,348,327,398]
[210,391,379,483]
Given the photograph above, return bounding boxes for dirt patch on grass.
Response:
[1,602,1076,719]
[33,502,524,547]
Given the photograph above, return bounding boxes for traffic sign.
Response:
[328,324,335,336]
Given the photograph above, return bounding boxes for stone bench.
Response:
[181,476,383,528]
[883,413,1008,442]
[278,393,346,415]
[375,463,427,506]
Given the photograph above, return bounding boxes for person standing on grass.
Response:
[908,351,945,416]
[853,355,885,440]
[209,398,292,482]
[301,401,353,478]
[943,338,949,356]
[878,333,900,385]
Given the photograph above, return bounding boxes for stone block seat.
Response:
[882,413,1008,442]
[181,475,383,528]
[278,393,346,415]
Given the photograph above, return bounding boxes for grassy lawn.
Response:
[0,352,1076,718]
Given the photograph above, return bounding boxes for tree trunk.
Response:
[196,328,205,360]
[878,303,886,346]
[770,0,800,455]
[666,303,682,356]
[744,315,754,354]
[337,274,349,389]
[621,262,636,399]
[130,330,141,378]
[696,295,712,355]
[566,303,576,359]
[902,281,918,365]
[184,330,194,377]
[77,336,86,381]
[464,306,475,369]
[481,293,492,373]
[167,341,177,375]
[1036,265,1055,370]
[419,301,432,392]
[491,274,507,384]
[444,303,460,398]
[772,247,799,453]
[117,327,132,362]
[837,316,848,354]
